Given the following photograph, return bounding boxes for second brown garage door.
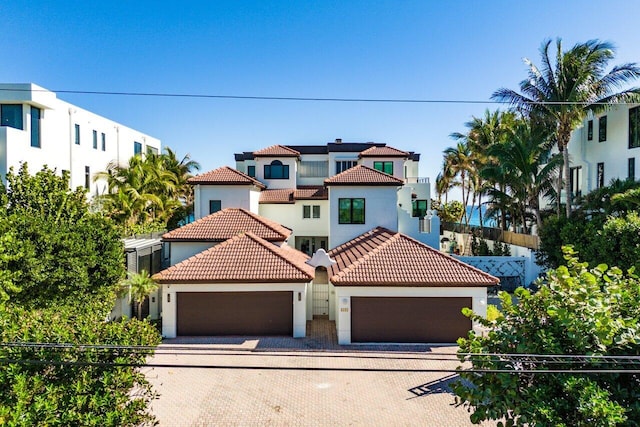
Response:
[350,297,472,343]
[177,291,293,336]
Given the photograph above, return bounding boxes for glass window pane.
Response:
[1,104,23,129]
[599,116,607,142]
[134,141,142,155]
[30,107,41,148]
[373,162,383,172]
[209,200,222,214]
[303,205,311,218]
[352,198,365,224]
[313,205,320,218]
[338,199,352,223]
[75,124,80,144]
[383,162,393,175]
[247,165,255,177]
[93,130,98,149]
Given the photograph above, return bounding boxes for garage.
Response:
[177,291,293,336]
[350,296,472,343]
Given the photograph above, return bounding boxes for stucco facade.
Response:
[0,83,161,193]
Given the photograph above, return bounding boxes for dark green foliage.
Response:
[0,304,160,426]
[537,180,640,271]
[432,199,465,223]
[454,248,640,426]
[0,164,161,424]
[0,164,124,308]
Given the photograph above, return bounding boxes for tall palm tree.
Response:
[484,119,562,232]
[493,39,640,217]
[443,140,475,226]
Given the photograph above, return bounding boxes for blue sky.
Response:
[4,1,640,181]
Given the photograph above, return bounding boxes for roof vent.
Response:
[335,138,342,144]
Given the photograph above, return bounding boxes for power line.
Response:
[0,87,637,106]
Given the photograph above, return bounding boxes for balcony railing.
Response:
[405,177,430,184]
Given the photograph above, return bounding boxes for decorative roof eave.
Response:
[187,166,266,189]
[154,278,312,284]
[323,165,404,186]
[359,146,410,158]
[330,280,496,287]
[324,181,403,187]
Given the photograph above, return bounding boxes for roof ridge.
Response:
[162,208,224,239]
[330,230,398,281]
[237,208,292,238]
[254,144,301,156]
[243,232,313,279]
[324,164,404,185]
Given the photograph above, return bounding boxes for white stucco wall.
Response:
[567,104,640,196]
[333,286,488,345]
[328,185,399,248]
[259,200,329,242]
[169,241,216,265]
[254,156,298,189]
[328,152,360,176]
[359,157,406,180]
[0,83,161,193]
[193,185,259,219]
[161,282,308,338]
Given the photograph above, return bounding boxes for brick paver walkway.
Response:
[146,319,491,426]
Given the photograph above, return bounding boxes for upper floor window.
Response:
[412,200,428,218]
[303,205,321,219]
[209,200,222,214]
[1,104,23,129]
[597,162,605,188]
[264,160,289,179]
[74,124,80,145]
[247,165,256,177]
[587,119,593,141]
[629,158,636,181]
[570,166,582,198]
[336,160,356,174]
[134,141,142,155]
[598,116,607,142]
[338,198,365,224]
[92,130,98,149]
[630,106,640,149]
[85,166,90,190]
[373,161,393,175]
[101,132,106,151]
[147,146,158,156]
[30,107,41,148]
[299,161,328,178]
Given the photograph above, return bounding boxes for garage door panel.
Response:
[177,291,293,336]
[351,297,472,343]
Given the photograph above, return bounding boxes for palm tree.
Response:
[122,270,158,320]
[484,119,562,232]
[493,38,640,217]
[443,141,475,226]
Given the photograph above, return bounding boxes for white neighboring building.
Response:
[566,104,640,198]
[0,83,161,194]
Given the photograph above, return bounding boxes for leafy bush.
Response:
[0,304,160,426]
[454,247,640,426]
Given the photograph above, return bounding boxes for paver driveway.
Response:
[145,319,492,426]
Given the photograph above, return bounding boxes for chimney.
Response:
[335,138,342,144]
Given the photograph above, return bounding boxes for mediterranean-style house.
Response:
[0,83,161,193]
[154,141,499,344]
[566,103,640,198]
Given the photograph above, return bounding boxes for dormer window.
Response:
[264,160,289,179]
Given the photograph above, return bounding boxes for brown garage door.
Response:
[351,297,472,343]
[177,291,293,336]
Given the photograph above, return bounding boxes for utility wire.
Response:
[0,87,637,106]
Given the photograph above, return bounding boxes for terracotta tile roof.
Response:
[328,227,499,287]
[359,145,409,158]
[162,208,291,242]
[187,166,266,188]
[294,186,328,200]
[324,165,404,186]
[259,189,295,204]
[253,145,300,157]
[259,186,328,204]
[154,232,314,283]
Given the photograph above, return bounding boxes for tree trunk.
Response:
[563,146,571,218]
